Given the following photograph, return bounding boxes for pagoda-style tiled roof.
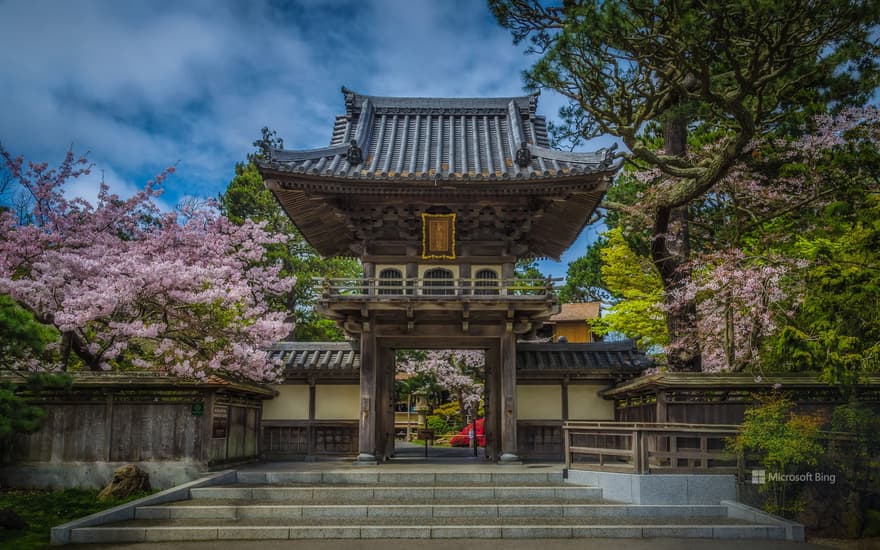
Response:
[260,87,617,182]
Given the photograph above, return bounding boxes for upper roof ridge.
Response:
[341,86,540,116]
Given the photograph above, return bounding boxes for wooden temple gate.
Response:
[258,87,620,463]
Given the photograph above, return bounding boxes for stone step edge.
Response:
[69,524,788,543]
[236,472,566,485]
[190,486,600,497]
[135,503,730,520]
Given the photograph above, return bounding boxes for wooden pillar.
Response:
[104,393,113,462]
[363,262,375,296]
[460,263,471,296]
[561,376,570,421]
[499,330,519,462]
[376,343,396,461]
[485,342,500,461]
[357,333,378,463]
[405,262,417,295]
[307,377,317,459]
[657,390,668,423]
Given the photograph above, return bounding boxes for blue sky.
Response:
[0,0,611,279]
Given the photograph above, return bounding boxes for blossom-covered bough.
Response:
[397,350,485,417]
[0,146,294,382]
[658,107,880,373]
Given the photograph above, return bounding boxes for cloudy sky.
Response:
[0,0,608,278]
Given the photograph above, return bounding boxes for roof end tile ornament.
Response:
[347,139,364,166]
[601,142,619,168]
[342,86,358,114]
[515,141,532,168]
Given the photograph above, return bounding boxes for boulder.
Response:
[97,464,151,502]
[0,508,27,530]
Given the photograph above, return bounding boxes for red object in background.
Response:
[449,418,486,447]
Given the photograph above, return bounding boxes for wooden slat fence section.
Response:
[564,421,741,475]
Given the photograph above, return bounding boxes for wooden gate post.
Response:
[356,332,378,464]
[499,331,520,462]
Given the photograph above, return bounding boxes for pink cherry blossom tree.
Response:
[398,350,484,422]
[659,107,879,372]
[0,146,294,382]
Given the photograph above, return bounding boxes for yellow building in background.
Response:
[548,302,601,343]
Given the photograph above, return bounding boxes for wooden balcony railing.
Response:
[317,277,560,299]
[563,421,742,475]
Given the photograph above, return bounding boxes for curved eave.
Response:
[262,170,612,259]
[259,163,618,195]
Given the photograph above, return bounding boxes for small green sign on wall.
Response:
[191,403,205,417]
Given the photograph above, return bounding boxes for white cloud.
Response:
[0,0,610,272]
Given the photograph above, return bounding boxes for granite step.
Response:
[56,468,800,544]
[235,471,564,485]
[189,484,603,502]
[135,503,731,521]
[70,522,789,543]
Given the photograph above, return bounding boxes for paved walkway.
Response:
[235,442,554,472]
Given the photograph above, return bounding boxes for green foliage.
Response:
[428,400,462,434]
[494,0,880,371]
[864,509,880,538]
[559,236,609,303]
[514,258,545,280]
[0,488,153,550]
[426,415,453,435]
[219,161,361,341]
[589,228,668,349]
[829,400,880,492]
[729,393,824,516]
[831,400,880,458]
[769,168,880,382]
[0,294,59,366]
[0,373,71,463]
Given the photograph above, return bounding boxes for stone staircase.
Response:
[65,469,794,543]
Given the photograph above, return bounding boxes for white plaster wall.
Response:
[567,384,615,420]
[516,385,562,419]
[315,385,360,420]
[262,385,310,420]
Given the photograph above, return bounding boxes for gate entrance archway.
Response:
[258,87,619,464]
[386,345,488,462]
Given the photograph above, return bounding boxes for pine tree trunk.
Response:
[652,110,702,372]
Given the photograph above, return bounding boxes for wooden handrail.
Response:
[563,421,741,475]
[315,277,561,298]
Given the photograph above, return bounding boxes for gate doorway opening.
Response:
[391,349,487,462]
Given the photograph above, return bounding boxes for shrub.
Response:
[729,392,824,516]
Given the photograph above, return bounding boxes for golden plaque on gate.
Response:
[421,213,456,260]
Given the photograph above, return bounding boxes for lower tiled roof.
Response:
[269,341,360,374]
[516,341,650,371]
[269,340,649,374]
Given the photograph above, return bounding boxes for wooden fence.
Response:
[563,421,741,474]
